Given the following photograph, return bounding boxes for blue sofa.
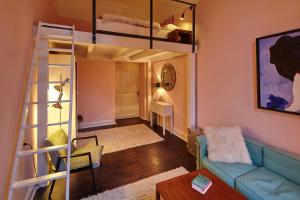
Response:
[196,135,300,200]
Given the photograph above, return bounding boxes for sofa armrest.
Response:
[196,135,207,169]
[244,138,264,167]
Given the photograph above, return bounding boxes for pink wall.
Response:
[56,17,91,32]
[197,0,300,155]
[77,58,116,126]
[152,56,187,137]
[0,0,57,198]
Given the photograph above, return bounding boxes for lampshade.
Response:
[52,102,62,109]
[54,77,70,92]
[52,92,63,109]
[180,12,185,21]
[54,85,63,92]
[180,6,193,21]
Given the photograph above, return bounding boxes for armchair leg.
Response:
[90,166,97,193]
[48,180,56,199]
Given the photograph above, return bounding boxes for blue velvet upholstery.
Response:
[196,135,207,158]
[236,167,300,200]
[245,138,264,167]
[202,156,257,187]
[264,147,300,185]
[196,134,300,200]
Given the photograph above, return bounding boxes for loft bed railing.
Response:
[92,0,196,52]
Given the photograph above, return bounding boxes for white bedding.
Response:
[96,18,175,39]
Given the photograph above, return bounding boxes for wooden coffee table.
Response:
[156,169,246,200]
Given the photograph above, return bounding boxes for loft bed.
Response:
[91,0,196,52]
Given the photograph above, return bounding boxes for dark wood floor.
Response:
[34,118,196,200]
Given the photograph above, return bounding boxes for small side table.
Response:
[150,101,173,136]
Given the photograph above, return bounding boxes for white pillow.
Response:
[204,126,252,164]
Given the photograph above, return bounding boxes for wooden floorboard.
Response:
[34,118,196,200]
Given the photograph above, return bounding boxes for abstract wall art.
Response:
[256,28,300,115]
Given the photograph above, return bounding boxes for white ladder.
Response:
[8,21,75,200]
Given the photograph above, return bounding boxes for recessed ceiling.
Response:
[54,0,198,22]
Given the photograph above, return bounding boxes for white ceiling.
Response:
[85,43,186,62]
[54,0,198,22]
[50,41,186,62]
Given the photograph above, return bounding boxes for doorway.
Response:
[115,62,140,119]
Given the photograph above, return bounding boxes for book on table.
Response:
[192,174,212,194]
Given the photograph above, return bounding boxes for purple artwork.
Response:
[257,29,300,115]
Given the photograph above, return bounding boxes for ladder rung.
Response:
[17,144,68,157]
[12,171,67,189]
[34,62,72,68]
[22,121,69,129]
[38,48,72,53]
[41,22,73,29]
[31,81,71,84]
[48,81,72,84]
[48,64,72,68]
[27,100,70,105]
[40,34,73,41]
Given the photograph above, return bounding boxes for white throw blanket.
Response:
[100,13,161,31]
[204,126,252,164]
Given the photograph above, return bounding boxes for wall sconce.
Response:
[180,6,193,21]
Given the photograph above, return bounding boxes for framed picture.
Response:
[256,28,300,115]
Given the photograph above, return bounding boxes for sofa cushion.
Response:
[264,147,300,185]
[236,167,300,200]
[46,128,76,155]
[202,156,257,187]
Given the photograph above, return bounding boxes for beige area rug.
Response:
[81,167,188,200]
[78,124,164,154]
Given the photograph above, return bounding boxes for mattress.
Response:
[96,19,174,39]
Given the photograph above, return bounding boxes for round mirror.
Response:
[161,63,176,91]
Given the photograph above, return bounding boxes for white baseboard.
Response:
[79,120,116,129]
[116,113,139,119]
[140,116,147,121]
[156,122,188,142]
[172,128,188,142]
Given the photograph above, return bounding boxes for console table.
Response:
[150,101,173,135]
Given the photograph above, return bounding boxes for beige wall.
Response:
[0,0,57,198]
[152,56,188,139]
[77,59,147,126]
[77,58,116,127]
[197,0,300,155]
